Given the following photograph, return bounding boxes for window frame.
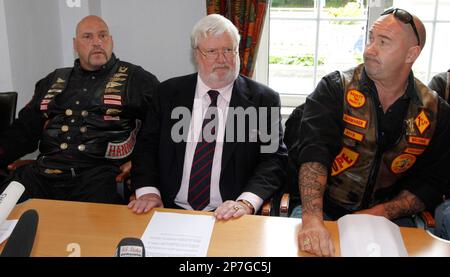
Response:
[254,0,448,108]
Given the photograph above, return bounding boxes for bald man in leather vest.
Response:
[291,9,450,256]
[0,16,159,204]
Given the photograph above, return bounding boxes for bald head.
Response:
[412,15,426,49]
[363,10,425,84]
[378,9,426,49]
[76,15,109,37]
[73,15,113,71]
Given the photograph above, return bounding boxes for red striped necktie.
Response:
[188,90,220,210]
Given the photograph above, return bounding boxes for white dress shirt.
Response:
[136,75,263,212]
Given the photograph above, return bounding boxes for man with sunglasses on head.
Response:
[128,14,287,219]
[290,8,450,256]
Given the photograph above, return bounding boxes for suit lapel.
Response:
[221,76,255,171]
[173,74,198,178]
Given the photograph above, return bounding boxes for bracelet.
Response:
[238,199,255,214]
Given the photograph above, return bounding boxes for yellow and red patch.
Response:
[414,110,430,135]
[343,114,367,129]
[346,90,366,108]
[343,128,364,142]
[404,147,424,156]
[408,136,430,146]
[331,147,360,176]
[391,154,416,174]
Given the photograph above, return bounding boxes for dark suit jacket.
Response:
[131,73,287,209]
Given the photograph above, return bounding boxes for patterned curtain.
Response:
[206,0,269,78]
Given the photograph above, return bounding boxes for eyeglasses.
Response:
[381,7,420,46]
[196,48,237,60]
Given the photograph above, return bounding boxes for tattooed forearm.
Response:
[382,190,426,219]
[299,162,328,216]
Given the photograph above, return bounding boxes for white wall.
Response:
[101,0,205,81]
[1,0,205,111]
[3,0,63,111]
[0,0,13,92]
[58,0,92,66]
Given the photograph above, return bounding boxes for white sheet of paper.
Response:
[0,220,18,244]
[141,211,215,257]
[338,214,408,257]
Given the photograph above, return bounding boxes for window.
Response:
[254,0,450,107]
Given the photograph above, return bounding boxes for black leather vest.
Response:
[38,61,141,163]
[328,64,438,211]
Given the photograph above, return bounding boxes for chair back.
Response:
[0,92,18,131]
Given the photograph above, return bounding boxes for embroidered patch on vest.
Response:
[106,108,122,115]
[113,73,128,78]
[118,66,128,73]
[331,147,360,176]
[44,169,63,174]
[110,77,126,82]
[106,82,123,89]
[408,136,430,146]
[391,154,416,174]
[42,76,67,111]
[346,89,366,108]
[105,88,121,94]
[405,118,416,136]
[404,147,425,155]
[104,120,141,159]
[104,99,122,106]
[104,116,120,121]
[415,110,430,135]
[51,84,64,90]
[104,94,122,101]
[47,89,63,93]
[343,128,364,142]
[343,114,367,129]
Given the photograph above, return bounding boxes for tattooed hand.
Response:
[355,190,425,220]
[297,162,335,256]
[383,190,425,219]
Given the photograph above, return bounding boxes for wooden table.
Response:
[2,199,449,257]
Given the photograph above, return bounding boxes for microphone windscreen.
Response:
[0,181,25,226]
[0,209,39,257]
[115,237,145,257]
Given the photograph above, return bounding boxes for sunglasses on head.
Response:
[381,7,420,46]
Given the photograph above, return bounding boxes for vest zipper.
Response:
[360,95,382,209]
[361,148,383,209]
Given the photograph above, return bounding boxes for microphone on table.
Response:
[115,237,146,257]
[0,181,25,227]
[0,209,39,257]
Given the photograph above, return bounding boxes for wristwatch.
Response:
[238,199,255,214]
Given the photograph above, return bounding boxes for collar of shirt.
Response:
[360,68,421,104]
[196,74,233,105]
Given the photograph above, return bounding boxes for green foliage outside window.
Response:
[271,0,314,8]
[327,2,363,24]
[269,54,325,66]
[271,0,367,8]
